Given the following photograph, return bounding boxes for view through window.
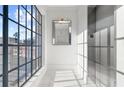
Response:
[0,5,42,87]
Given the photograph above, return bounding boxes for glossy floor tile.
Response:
[37,70,97,87]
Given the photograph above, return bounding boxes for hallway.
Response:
[21,5,124,87]
[1,5,124,87]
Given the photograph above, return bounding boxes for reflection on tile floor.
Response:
[38,70,97,87]
[35,67,124,87]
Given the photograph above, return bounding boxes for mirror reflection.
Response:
[52,20,71,45]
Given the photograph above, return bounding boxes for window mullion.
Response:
[3,5,8,87]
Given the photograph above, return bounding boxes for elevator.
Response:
[88,5,116,87]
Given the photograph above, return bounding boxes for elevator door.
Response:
[88,6,116,87]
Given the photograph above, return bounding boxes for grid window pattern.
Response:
[0,5,3,87]
[0,5,42,87]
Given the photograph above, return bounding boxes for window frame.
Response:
[0,5,42,87]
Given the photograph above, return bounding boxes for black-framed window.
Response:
[0,5,42,87]
[0,5,3,87]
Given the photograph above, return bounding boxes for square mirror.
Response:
[52,20,71,45]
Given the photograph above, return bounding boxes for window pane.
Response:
[7,5,42,87]
[40,36,42,46]
[20,26,26,45]
[0,6,2,14]
[33,32,36,45]
[36,10,39,21]
[33,6,36,18]
[27,5,31,14]
[39,57,42,67]
[38,13,41,24]
[0,16,2,75]
[33,47,36,59]
[22,5,26,9]
[38,24,41,34]
[8,20,18,45]
[36,22,38,33]
[38,35,41,46]
[0,16,3,44]
[20,6,26,26]
[19,46,25,65]
[27,30,31,45]
[0,47,2,75]
[27,63,31,79]
[36,34,38,45]
[0,77,2,87]
[8,46,18,70]
[27,13,31,29]
[36,47,38,58]
[33,60,36,73]
[8,5,18,22]
[36,59,39,69]
[37,35,39,45]
[19,66,25,86]
[37,58,39,68]
[33,18,36,32]
[27,46,31,62]
[38,46,41,57]
[8,70,18,87]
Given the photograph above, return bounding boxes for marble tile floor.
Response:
[36,70,97,87]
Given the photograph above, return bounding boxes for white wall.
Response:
[115,5,124,86]
[116,6,124,73]
[77,6,88,80]
[46,6,78,70]
[37,5,88,71]
[37,5,48,67]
